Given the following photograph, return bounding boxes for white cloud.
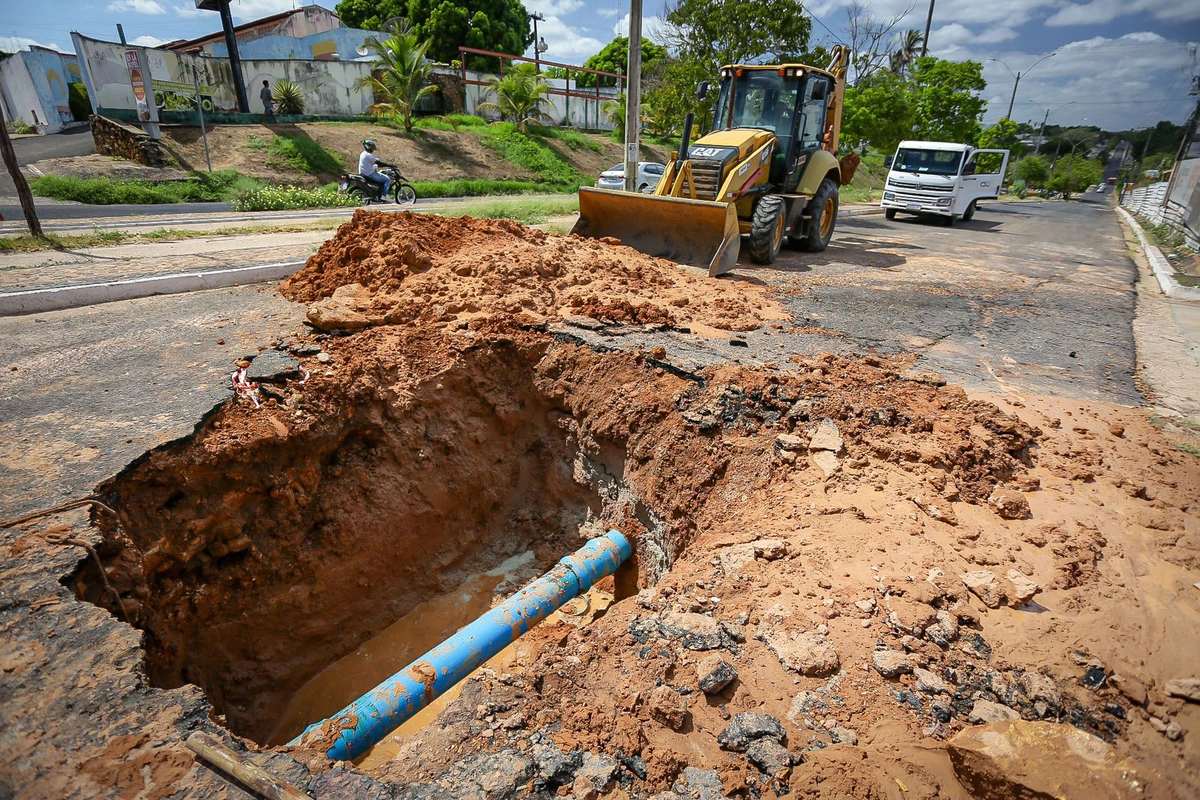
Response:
[107,0,167,14]
[930,23,1018,50]
[612,12,666,42]
[1046,0,1200,26]
[0,36,66,53]
[226,0,300,23]
[131,35,170,47]
[174,3,210,18]
[537,15,606,63]
[596,8,619,18]
[526,0,585,15]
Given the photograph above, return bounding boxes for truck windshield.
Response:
[893,148,964,176]
[713,71,800,134]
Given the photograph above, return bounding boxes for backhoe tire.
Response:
[802,178,839,252]
[749,195,786,264]
[885,208,897,220]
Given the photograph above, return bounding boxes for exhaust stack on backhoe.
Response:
[571,46,852,273]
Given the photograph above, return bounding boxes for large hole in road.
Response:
[71,341,663,746]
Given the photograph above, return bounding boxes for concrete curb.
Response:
[0,260,304,317]
[1117,207,1200,302]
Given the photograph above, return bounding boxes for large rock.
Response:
[245,350,301,384]
[717,713,785,752]
[647,684,687,730]
[1005,569,1041,607]
[960,570,1006,609]
[871,649,912,678]
[307,298,371,331]
[746,738,792,778]
[758,627,840,677]
[697,653,738,694]
[948,720,1162,800]
[661,612,727,651]
[987,488,1031,520]
[967,700,1020,724]
[1165,678,1200,703]
[808,418,844,453]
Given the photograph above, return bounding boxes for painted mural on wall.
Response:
[72,33,372,118]
[0,47,82,129]
[205,28,377,62]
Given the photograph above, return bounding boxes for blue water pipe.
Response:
[290,530,633,762]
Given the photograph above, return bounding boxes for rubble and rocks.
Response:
[1165,678,1200,703]
[967,700,1021,724]
[696,654,738,694]
[948,721,1157,800]
[245,350,302,383]
[960,570,1006,609]
[872,649,912,678]
[648,684,687,730]
[717,713,786,752]
[757,627,840,677]
[913,667,951,695]
[1004,569,1041,607]
[808,418,844,453]
[987,488,1031,520]
[745,737,792,777]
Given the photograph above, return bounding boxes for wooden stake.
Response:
[185,732,311,800]
[0,101,43,238]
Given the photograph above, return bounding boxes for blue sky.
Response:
[2,0,1197,131]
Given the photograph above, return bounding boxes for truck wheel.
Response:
[802,178,838,252]
[749,195,786,264]
[942,214,955,227]
[962,200,976,221]
[885,208,897,220]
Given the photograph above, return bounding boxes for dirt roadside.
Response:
[0,211,1196,799]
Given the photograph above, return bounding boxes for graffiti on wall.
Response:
[73,33,373,118]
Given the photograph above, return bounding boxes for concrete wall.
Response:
[1123,159,1200,252]
[73,33,372,119]
[0,48,82,133]
[454,68,619,131]
[204,28,376,62]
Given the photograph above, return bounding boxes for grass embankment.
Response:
[840,152,887,205]
[247,131,345,176]
[0,196,581,253]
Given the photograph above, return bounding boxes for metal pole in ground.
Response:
[192,66,212,172]
[623,0,642,193]
[0,101,43,238]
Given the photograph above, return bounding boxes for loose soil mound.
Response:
[283,210,782,332]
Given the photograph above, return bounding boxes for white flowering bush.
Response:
[232,185,358,212]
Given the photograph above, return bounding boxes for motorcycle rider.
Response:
[358,139,395,202]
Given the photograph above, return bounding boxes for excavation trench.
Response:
[72,341,668,748]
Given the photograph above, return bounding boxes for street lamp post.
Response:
[990,53,1056,120]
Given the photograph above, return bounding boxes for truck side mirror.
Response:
[884,155,894,168]
[696,81,710,101]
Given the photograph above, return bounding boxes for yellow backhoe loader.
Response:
[571,46,852,276]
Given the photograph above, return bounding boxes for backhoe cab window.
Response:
[893,148,964,176]
[713,72,799,134]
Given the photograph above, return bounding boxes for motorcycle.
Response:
[338,164,417,206]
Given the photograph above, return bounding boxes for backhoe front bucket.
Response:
[571,187,741,277]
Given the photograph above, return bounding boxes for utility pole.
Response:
[1034,101,1073,155]
[116,24,127,45]
[530,12,544,72]
[920,0,934,58]
[0,100,43,238]
[623,0,641,193]
[991,54,1056,121]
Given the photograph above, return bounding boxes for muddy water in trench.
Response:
[266,551,536,746]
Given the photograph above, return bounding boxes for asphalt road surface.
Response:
[0,127,95,197]
[0,199,1141,517]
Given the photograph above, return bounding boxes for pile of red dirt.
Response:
[282,211,783,333]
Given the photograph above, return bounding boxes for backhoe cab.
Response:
[572,45,851,276]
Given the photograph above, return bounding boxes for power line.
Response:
[806,9,846,46]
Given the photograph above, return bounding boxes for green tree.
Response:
[337,0,532,70]
[648,0,811,137]
[354,32,437,133]
[909,57,987,144]
[409,0,533,70]
[478,63,552,133]
[975,117,1021,174]
[841,71,914,153]
[1013,155,1050,189]
[335,0,405,32]
[567,37,668,89]
[1047,154,1102,200]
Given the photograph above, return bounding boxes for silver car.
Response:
[596,161,665,193]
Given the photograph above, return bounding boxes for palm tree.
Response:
[354,32,437,134]
[890,29,924,76]
[478,64,553,134]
